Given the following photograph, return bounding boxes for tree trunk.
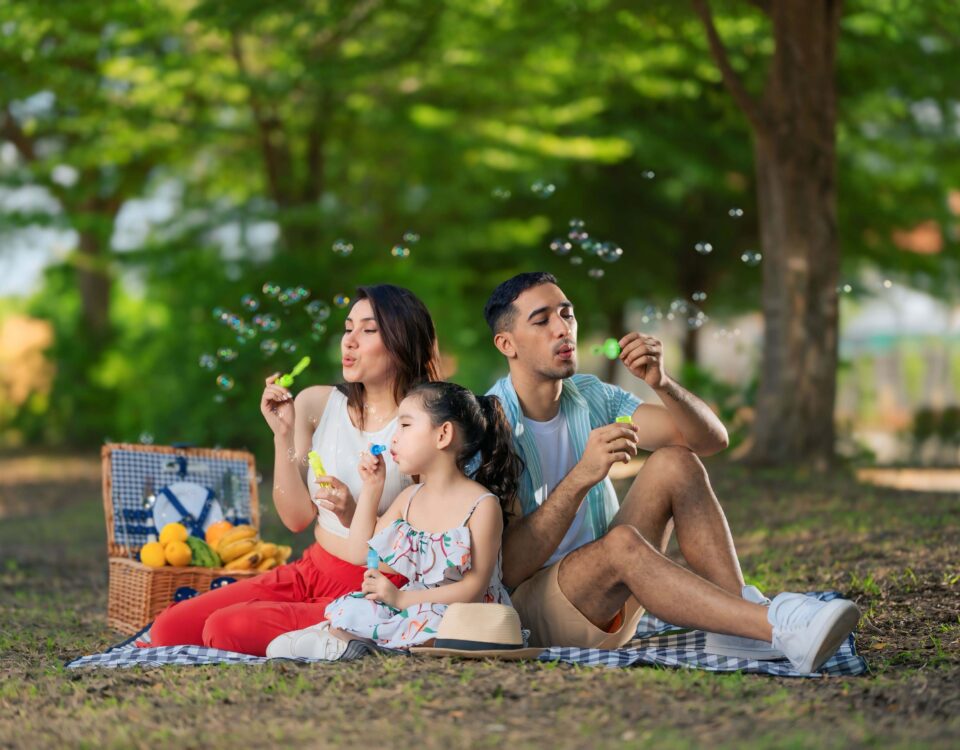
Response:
[76,230,111,343]
[694,0,842,468]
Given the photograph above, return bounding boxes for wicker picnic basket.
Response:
[102,442,262,634]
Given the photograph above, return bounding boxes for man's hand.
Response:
[573,423,639,487]
[313,475,357,527]
[618,332,669,390]
[362,568,401,608]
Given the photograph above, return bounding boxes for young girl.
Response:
[265,381,522,659]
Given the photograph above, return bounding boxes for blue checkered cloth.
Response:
[66,591,866,676]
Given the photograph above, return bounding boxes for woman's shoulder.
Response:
[294,384,339,415]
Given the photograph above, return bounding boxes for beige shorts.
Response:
[511,556,645,649]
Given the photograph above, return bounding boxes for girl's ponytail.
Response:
[473,395,522,516]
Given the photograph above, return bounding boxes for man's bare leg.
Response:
[611,446,745,595]
[556,524,772,641]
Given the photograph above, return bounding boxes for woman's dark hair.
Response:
[338,284,442,429]
[407,381,523,516]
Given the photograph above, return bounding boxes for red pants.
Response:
[144,543,406,656]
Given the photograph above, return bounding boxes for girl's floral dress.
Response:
[323,485,511,649]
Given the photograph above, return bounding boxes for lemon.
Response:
[164,540,192,567]
[140,541,167,568]
[159,522,189,546]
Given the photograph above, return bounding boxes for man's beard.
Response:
[537,358,577,381]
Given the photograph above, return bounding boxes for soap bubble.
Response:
[550,238,573,256]
[216,374,235,391]
[641,170,655,179]
[332,239,353,257]
[587,268,605,279]
[333,294,351,308]
[492,187,511,201]
[740,250,762,267]
[569,229,589,243]
[570,257,583,266]
[281,339,298,354]
[883,279,893,289]
[199,353,217,371]
[256,314,280,332]
[390,245,410,259]
[838,283,853,294]
[728,208,744,218]
[217,347,238,362]
[260,339,279,356]
[311,321,328,338]
[597,242,623,263]
[213,393,226,404]
[240,294,259,311]
[695,242,713,255]
[139,431,154,445]
[402,231,420,244]
[531,180,556,198]
[212,307,225,320]
[306,300,331,320]
[262,282,281,297]
[692,291,707,302]
[569,218,586,230]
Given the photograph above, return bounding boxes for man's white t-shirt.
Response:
[522,411,597,568]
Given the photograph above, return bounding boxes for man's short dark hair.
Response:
[483,272,558,333]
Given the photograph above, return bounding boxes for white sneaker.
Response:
[265,622,348,661]
[703,585,783,660]
[768,593,861,673]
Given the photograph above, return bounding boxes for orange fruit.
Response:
[164,540,192,567]
[140,541,167,568]
[205,520,234,549]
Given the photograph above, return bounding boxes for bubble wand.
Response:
[277,356,311,388]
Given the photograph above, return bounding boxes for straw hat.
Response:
[410,603,544,660]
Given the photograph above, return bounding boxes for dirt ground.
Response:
[1,452,958,749]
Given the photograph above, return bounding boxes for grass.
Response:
[0,454,958,748]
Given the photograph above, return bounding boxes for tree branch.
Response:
[0,106,37,161]
[745,0,771,14]
[691,0,768,135]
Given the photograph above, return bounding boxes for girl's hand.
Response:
[260,374,295,436]
[362,569,401,608]
[313,475,357,527]
[357,446,386,488]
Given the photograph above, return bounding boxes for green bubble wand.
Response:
[277,356,311,388]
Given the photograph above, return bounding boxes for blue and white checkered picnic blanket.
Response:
[66,591,866,677]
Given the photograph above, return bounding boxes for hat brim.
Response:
[409,646,544,660]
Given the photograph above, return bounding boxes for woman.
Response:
[145,284,442,655]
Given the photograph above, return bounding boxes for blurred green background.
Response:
[1,0,957,465]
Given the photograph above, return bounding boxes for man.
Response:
[485,272,859,673]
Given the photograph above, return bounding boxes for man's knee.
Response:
[602,523,658,560]
[644,445,706,484]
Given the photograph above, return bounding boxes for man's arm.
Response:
[632,379,729,456]
[501,423,639,589]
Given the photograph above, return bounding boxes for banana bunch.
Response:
[214,525,293,572]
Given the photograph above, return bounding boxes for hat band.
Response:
[433,638,522,651]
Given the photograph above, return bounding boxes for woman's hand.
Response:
[362,569,401,608]
[260,374,295,436]
[357,447,386,489]
[313,475,357,527]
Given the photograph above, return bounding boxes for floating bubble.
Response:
[306,300,331,320]
[687,315,707,330]
[695,242,713,255]
[262,282,281,297]
[728,208,744,218]
[333,294,351,308]
[579,239,600,255]
[311,321,328,338]
[216,374,235,391]
[550,238,573,256]
[213,393,226,404]
[390,245,410,259]
[641,170,655,179]
[199,353,217,371]
[569,218,586,230]
[492,187,512,201]
[883,279,893,289]
[217,347,238,362]
[531,180,556,198]
[332,239,354,257]
[260,339,279,356]
[569,229,589,243]
[243,326,257,339]
[402,231,420,244]
[240,294,259,312]
[212,306,226,320]
[597,242,623,263]
[294,286,310,299]
[838,283,853,294]
[256,314,280,332]
[281,339,298,354]
[587,268,605,279]
[740,250,762,267]
[692,291,707,302]
[570,257,583,266]
[139,431,154,445]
